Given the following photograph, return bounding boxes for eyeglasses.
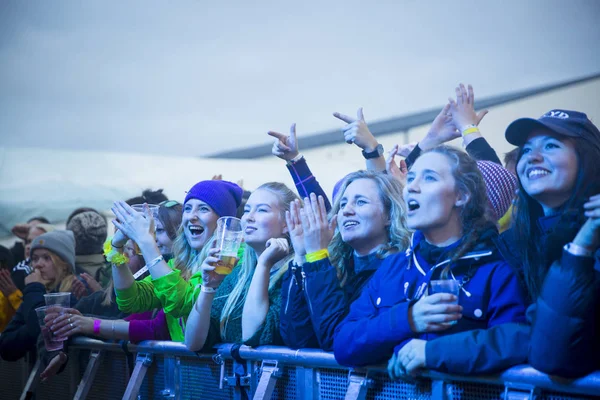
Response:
[159,200,180,208]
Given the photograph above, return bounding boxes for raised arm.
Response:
[268,124,331,210]
[333,108,386,172]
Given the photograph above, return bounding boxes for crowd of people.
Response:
[0,84,599,386]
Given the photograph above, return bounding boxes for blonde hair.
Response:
[328,170,411,285]
[171,225,203,280]
[217,182,298,339]
[47,252,76,293]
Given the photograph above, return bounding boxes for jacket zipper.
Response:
[284,267,297,315]
[301,270,315,317]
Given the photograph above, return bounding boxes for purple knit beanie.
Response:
[476,161,517,221]
[184,180,243,218]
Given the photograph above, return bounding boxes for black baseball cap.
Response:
[505,109,600,150]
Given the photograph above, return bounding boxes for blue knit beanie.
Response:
[30,230,76,273]
[184,180,243,218]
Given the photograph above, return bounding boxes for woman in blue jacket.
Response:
[333,146,527,368]
[280,170,411,350]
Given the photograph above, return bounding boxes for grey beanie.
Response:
[66,210,108,255]
[30,230,76,273]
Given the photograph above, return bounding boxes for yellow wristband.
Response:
[305,249,329,263]
[461,126,480,137]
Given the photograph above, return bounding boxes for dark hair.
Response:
[419,146,496,274]
[157,203,183,240]
[66,207,106,225]
[27,216,50,224]
[126,189,168,206]
[0,245,15,270]
[513,136,600,299]
[503,148,519,168]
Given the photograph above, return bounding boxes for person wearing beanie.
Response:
[109,180,243,342]
[66,208,110,290]
[0,231,77,362]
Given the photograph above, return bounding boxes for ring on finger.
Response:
[70,323,74,329]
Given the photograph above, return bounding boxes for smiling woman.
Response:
[500,109,600,377]
[110,180,243,342]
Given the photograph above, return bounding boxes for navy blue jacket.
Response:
[280,253,385,351]
[0,283,77,362]
[333,230,527,367]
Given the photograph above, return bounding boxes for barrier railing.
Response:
[1,337,598,400]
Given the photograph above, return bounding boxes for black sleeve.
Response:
[529,250,600,378]
[465,137,502,164]
[404,144,423,169]
[0,283,46,361]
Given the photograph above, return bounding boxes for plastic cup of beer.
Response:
[429,279,460,324]
[214,217,243,275]
[36,306,64,352]
[130,204,159,254]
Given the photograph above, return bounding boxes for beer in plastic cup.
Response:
[130,204,159,254]
[429,279,461,325]
[35,306,64,352]
[214,217,243,275]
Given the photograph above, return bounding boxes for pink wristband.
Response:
[93,319,101,335]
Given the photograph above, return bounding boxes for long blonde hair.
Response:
[329,170,411,284]
[47,253,76,293]
[171,225,203,280]
[217,182,298,338]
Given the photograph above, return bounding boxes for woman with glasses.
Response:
[333,146,527,372]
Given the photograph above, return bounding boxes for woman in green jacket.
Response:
[110,180,243,342]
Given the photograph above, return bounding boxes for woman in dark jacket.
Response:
[280,170,411,351]
[334,146,527,370]
[0,231,77,361]
[503,109,600,378]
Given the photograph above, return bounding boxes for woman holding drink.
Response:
[110,180,243,342]
[333,146,527,371]
[185,182,297,351]
[0,231,77,361]
[280,171,411,351]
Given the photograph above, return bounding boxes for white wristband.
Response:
[145,255,164,270]
[201,286,217,293]
[287,154,304,164]
[564,242,594,258]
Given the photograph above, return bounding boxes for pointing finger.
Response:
[267,131,287,141]
[357,107,365,121]
[333,112,355,124]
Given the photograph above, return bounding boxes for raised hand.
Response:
[111,201,154,245]
[396,142,417,158]
[420,103,460,151]
[258,238,290,269]
[575,194,600,251]
[300,193,337,254]
[24,269,50,286]
[71,279,89,300]
[448,83,489,132]
[0,270,18,298]
[408,293,462,333]
[11,223,31,240]
[80,273,103,293]
[333,108,379,151]
[268,123,299,162]
[386,145,409,185]
[285,199,306,265]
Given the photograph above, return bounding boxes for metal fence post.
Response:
[503,382,540,400]
[344,370,372,400]
[19,359,42,400]
[252,360,281,400]
[122,352,154,400]
[73,350,104,400]
[161,356,181,400]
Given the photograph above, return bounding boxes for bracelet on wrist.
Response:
[564,242,594,258]
[461,124,480,137]
[201,286,217,293]
[305,249,329,263]
[93,319,101,335]
[103,238,130,266]
[286,154,304,165]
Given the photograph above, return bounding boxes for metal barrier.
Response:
[0,338,599,400]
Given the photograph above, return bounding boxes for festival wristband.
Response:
[461,125,480,137]
[93,319,101,335]
[305,249,329,263]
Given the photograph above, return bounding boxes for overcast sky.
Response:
[1,0,599,157]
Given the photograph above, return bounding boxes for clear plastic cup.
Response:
[213,217,243,275]
[130,204,159,254]
[429,279,461,325]
[35,306,64,351]
[44,292,71,308]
